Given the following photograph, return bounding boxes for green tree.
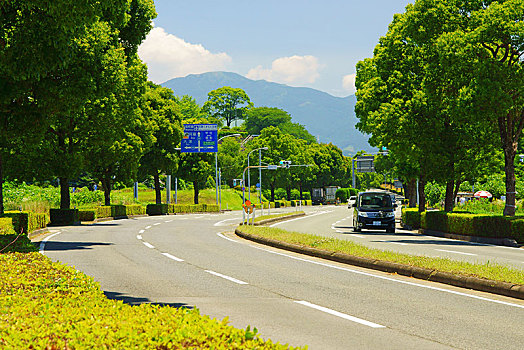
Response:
[139,82,183,204]
[244,107,291,134]
[202,87,253,127]
[86,59,155,206]
[175,153,214,204]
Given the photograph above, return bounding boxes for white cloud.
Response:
[138,27,232,83]
[246,55,321,86]
[342,73,356,94]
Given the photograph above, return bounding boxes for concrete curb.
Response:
[234,228,524,300]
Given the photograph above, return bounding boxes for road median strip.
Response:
[234,226,524,300]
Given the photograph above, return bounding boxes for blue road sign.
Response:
[181,124,218,153]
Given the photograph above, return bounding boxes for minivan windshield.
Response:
[358,193,393,209]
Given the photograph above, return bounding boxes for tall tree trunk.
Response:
[101,172,111,206]
[59,177,70,209]
[453,180,462,203]
[418,177,426,213]
[270,184,275,202]
[193,181,199,204]
[286,185,291,201]
[0,152,3,215]
[406,178,417,208]
[503,149,517,216]
[153,172,161,205]
[444,180,454,212]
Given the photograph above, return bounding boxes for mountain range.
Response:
[161,72,372,155]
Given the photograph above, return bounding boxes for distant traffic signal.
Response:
[279,160,292,168]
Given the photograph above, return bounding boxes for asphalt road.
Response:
[38,210,524,349]
[274,205,524,271]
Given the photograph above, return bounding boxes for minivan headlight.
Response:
[358,212,372,217]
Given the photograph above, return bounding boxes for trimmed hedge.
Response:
[147,203,220,216]
[3,212,49,233]
[78,210,96,222]
[0,218,15,235]
[418,210,524,243]
[50,209,78,226]
[401,208,421,229]
[126,204,146,216]
[146,204,169,216]
[0,252,292,349]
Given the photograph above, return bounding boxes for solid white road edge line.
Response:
[39,232,61,254]
[143,242,155,249]
[435,249,477,256]
[217,233,524,309]
[214,218,242,227]
[205,270,248,285]
[270,211,332,227]
[162,253,184,262]
[295,300,385,328]
[217,232,238,243]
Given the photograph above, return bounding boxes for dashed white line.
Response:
[165,220,173,223]
[143,242,155,249]
[205,270,248,285]
[162,253,184,262]
[136,235,142,240]
[435,249,477,256]
[145,226,152,229]
[380,240,408,246]
[139,229,145,234]
[350,234,365,238]
[153,223,161,226]
[295,301,385,328]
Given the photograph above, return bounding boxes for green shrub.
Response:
[146,204,168,216]
[348,188,358,196]
[0,218,15,235]
[49,209,79,226]
[0,235,38,252]
[111,205,126,217]
[335,188,349,202]
[0,253,292,349]
[4,212,49,233]
[423,211,449,232]
[126,205,146,216]
[96,206,112,218]
[78,210,96,222]
[273,202,281,209]
[401,208,421,229]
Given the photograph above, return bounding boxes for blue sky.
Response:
[138,0,412,97]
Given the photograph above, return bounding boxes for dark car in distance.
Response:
[352,191,397,233]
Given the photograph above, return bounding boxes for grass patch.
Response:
[240,226,524,286]
[254,212,305,223]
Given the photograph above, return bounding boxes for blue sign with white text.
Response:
[181,124,218,153]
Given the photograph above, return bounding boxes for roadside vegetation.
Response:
[0,237,300,349]
[239,225,524,286]
[254,212,305,223]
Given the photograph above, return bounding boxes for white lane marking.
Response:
[145,226,152,229]
[195,215,204,219]
[435,249,477,256]
[137,235,143,240]
[214,218,242,227]
[143,242,155,249]
[270,211,333,227]
[139,229,145,234]
[218,233,524,309]
[295,300,385,328]
[205,270,248,285]
[350,234,365,239]
[379,240,408,246]
[39,232,61,254]
[217,232,238,243]
[153,223,161,226]
[162,252,184,262]
[165,220,173,223]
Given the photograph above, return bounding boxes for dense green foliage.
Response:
[0,252,296,349]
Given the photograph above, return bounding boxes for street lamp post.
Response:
[215,133,241,207]
[247,147,268,202]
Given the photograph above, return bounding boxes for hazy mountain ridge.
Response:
[161,72,372,155]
